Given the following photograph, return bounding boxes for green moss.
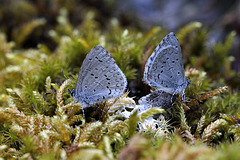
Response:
[0,2,240,159]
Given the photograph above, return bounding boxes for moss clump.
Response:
[0,2,240,159]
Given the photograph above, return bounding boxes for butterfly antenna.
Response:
[44,71,69,95]
[61,70,69,79]
[61,70,74,88]
[45,72,70,94]
[80,105,85,118]
[45,92,55,95]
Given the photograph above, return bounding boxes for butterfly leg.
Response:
[171,89,178,104]
[95,104,107,114]
[70,101,85,118]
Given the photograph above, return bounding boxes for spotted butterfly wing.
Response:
[138,90,177,111]
[73,45,127,107]
[143,32,188,94]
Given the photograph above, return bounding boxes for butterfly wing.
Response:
[75,45,127,106]
[138,90,176,111]
[143,32,188,93]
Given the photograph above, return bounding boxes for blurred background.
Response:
[0,0,239,70]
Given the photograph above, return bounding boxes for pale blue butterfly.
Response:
[139,32,189,110]
[69,45,127,114]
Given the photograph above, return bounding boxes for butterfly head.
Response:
[186,78,191,86]
[68,89,76,98]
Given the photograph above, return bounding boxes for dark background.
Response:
[0,0,239,71]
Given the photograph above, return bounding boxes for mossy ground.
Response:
[0,1,240,160]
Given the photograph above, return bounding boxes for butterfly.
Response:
[139,32,189,109]
[69,45,127,109]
